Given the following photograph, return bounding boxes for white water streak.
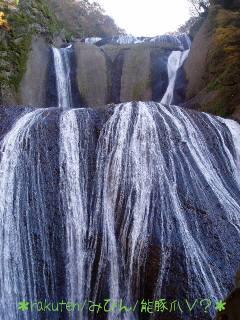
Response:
[52,46,73,109]
[161,49,190,105]
[0,109,54,320]
[93,102,240,320]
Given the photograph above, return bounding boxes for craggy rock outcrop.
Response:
[73,42,109,107]
[9,39,186,109]
[0,0,63,106]
[210,0,240,9]
[216,272,240,320]
[18,37,50,107]
[102,43,153,104]
[0,0,123,107]
[184,5,240,120]
[73,42,180,108]
[184,19,211,100]
[117,45,152,102]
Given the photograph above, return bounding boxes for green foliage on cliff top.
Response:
[47,0,124,38]
[0,0,123,104]
[204,7,240,118]
[0,0,65,103]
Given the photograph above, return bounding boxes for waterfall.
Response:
[84,37,102,44]
[52,45,73,109]
[161,49,190,105]
[1,33,240,320]
[92,102,240,320]
[0,109,60,320]
[59,108,98,319]
[53,43,87,316]
[221,118,240,168]
[0,42,77,318]
[53,44,96,318]
[83,33,191,50]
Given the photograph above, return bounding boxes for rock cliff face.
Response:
[19,37,50,106]
[210,0,240,9]
[73,42,172,108]
[0,0,63,105]
[7,38,187,108]
[73,42,109,107]
[2,0,240,122]
[184,5,240,120]
[215,271,240,319]
[0,0,123,106]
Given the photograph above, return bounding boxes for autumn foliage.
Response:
[0,0,19,31]
[0,11,10,30]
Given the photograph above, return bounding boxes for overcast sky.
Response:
[94,0,191,36]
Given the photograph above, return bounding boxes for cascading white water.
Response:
[84,37,102,44]
[2,33,240,320]
[92,101,240,320]
[0,109,58,320]
[161,48,190,105]
[52,45,73,109]
[0,42,76,320]
[53,45,85,315]
[220,118,240,169]
[53,44,96,318]
[59,109,98,319]
[84,33,190,50]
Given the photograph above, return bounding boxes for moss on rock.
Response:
[204,8,240,118]
[185,6,240,120]
[0,0,66,104]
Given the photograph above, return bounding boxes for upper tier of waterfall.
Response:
[83,33,191,50]
[52,45,73,109]
[46,33,191,109]
[16,33,192,108]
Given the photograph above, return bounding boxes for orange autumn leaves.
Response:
[0,11,10,30]
[0,0,19,31]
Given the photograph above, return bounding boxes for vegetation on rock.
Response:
[188,0,210,15]
[0,11,9,30]
[0,0,123,105]
[204,7,240,117]
[0,0,64,103]
[184,3,240,120]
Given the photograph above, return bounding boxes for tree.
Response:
[47,0,124,37]
[187,0,210,15]
[0,0,19,9]
[178,16,199,33]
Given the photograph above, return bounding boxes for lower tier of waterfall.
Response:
[0,102,240,320]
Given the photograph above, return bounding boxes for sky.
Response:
[94,0,191,36]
